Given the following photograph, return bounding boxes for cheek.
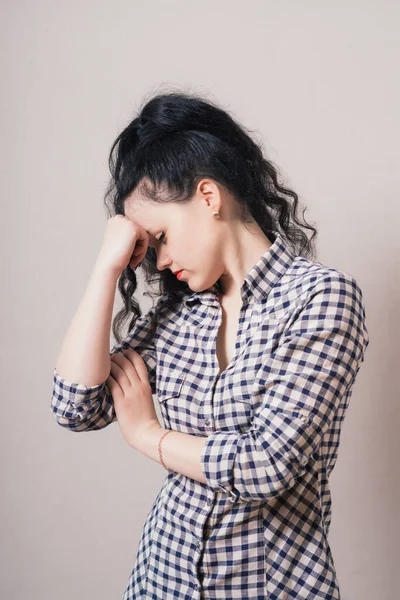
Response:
[175,222,218,267]
[186,228,214,256]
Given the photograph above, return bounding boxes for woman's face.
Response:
[124,179,226,292]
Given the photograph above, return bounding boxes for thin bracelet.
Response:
[158,429,175,473]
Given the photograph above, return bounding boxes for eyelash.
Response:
[157,232,166,244]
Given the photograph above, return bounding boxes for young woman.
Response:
[51,91,370,599]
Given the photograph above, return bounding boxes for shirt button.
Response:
[204,418,211,426]
[206,498,213,506]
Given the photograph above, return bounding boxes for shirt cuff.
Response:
[200,430,242,502]
[53,367,107,404]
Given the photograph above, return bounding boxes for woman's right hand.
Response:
[96,215,150,276]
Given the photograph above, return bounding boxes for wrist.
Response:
[131,421,163,451]
[92,259,121,282]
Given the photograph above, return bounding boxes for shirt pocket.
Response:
[157,371,199,434]
[220,377,256,432]
[157,373,186,402]
[156,371,190,430]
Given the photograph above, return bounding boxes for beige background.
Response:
[1,1,398,598]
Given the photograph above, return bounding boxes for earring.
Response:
[213,210,220,218]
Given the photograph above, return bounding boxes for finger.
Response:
[109,359,133,391]
[106,373,121,395]
[133,245,144,256]
[111,351,137,370]
[132,234,149,257]
[123,349,150,382]
[136,228,150,248]
[111,351,142,387]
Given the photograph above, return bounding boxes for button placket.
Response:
[300,455,308,466]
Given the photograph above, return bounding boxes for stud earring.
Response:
[212,210,220,218]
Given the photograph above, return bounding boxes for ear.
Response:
[197,179,221,211]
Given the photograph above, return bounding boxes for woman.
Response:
[51,91,370,599]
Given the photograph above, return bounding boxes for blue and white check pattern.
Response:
[51,232,369,599]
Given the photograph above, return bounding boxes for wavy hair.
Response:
[103,90,317,343]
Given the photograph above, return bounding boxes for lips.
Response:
[174,270,184,279]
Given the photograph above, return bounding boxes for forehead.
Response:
[123,195,180,233]
[124,193,161,221]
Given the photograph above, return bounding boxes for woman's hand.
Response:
[95,215,150,278]
[107,348,161,448]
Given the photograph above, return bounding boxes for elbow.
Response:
[216,438,318,503]
[201,426,319,504]
[232,453,312,503]
[50,408,89,432]
[50,391,116,432]
[50,368,115,432]
[49,398,97,432]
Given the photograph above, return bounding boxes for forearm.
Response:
[136,426,208,484]
[55,260,119,386]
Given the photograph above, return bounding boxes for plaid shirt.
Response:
[51,232,369,599]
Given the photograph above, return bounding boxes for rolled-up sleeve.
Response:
[50,303,159,432]
[200,273,370,502]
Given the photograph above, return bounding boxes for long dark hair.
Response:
[104,90,317,344]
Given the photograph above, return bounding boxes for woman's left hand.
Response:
[107,348,161,449]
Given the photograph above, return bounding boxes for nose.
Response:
[155,247,172,272]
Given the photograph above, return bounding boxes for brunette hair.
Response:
[104,89,317,343]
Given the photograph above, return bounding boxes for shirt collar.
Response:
[183,231,295,308]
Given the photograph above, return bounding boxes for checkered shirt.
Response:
[51,232,370,599]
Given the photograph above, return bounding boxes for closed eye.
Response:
[157,232,166,244]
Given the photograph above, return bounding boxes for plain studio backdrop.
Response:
[1,1,398,598]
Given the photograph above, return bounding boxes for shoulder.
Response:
[280,259,369,357]
[280,255,365,310]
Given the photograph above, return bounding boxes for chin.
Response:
[185,275,202,292]
[189,275,217,293]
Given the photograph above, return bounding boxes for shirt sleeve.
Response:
[50,300,161,432]
[200,273,370,503]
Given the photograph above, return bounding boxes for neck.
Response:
[218,223,273,299]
